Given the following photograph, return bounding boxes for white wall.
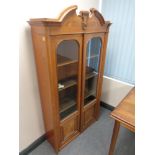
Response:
[19,0,100,152]
[101,76,134,107]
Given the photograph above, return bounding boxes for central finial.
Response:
[79,11,89,30]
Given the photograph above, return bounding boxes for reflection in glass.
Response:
[57,40,79,120]
[84,37,102,105]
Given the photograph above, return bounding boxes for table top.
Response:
[111,88,135,132]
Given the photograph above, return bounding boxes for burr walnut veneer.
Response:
[28,5,111,152]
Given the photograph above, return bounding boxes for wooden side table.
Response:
[108,88,135,155]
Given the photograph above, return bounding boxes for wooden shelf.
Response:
[58,79,77,91]
[85,90,95,99]
[84,95,96,105]
[86,66,95,73]
[57,54,78,67]
[87,54,99,59]
[60,98,76,113]
[86,71,98,80]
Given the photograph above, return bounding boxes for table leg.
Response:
[108,120,120,155]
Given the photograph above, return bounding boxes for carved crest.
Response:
[79,11,89,30]
[90,8,105,25]
[79,8,106,30]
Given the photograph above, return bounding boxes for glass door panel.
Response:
[84,37,102,105]
[57,40,79,120]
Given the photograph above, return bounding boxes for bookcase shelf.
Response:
[87,54,99,59]
[57,54,78,67]
[86,71,98,80]
[60,98,76,113]
[58,78,77,91]
[85,90,95,99]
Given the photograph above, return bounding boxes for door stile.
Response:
[47,35,61,151]
[95,32,110,119]
[80,34,88,131]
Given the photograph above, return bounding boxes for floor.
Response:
[29,108,135,155]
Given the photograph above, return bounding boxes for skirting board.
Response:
[100,101,114,111]
[19,134,46,155]
[101,76,134,107]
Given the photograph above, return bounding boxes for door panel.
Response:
[83,103,96,129]
[60,114,79,144]
[51,35,82,146]
[81,34,104,130]
[57,40,79,120]
[84,37,102,105]
[54,35,82,121]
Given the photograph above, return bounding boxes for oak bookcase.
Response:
[28,5,111,152]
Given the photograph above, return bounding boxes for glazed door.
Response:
[81,33,105,130]
[53,34,82,146]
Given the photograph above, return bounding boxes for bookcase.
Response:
[28,5,111,152]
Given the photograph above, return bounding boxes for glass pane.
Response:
[57,40,79,120]
[84,37,102,105]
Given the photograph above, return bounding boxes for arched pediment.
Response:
[28,5,111,34]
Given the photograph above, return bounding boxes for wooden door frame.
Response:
[48,34,83,148]
[80,33,106,131]
[95,32,110,119]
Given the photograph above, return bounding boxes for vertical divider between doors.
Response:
[77,34,83,132]
[80,33,85,131]
[79,33,84,132]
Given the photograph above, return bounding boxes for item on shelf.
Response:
[93,71,98,75]
[86,66,95,73]
[58,83,64,89]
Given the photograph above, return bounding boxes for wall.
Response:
[101,0,135,84]
[19,0,100,152]
[101,76,134,107]
[99,0,135,106]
